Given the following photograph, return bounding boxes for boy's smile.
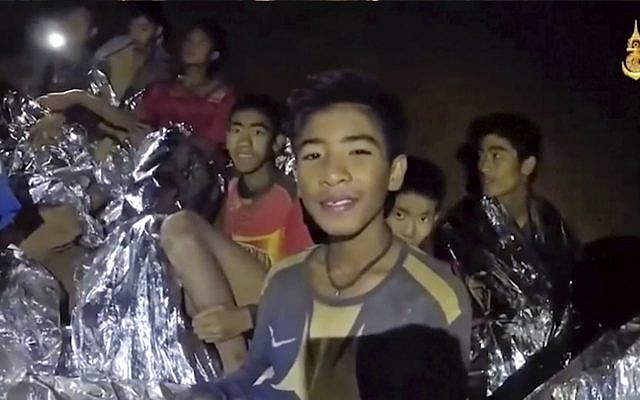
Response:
[295,103,405,237]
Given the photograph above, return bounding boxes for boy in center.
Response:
[185,70,471,399]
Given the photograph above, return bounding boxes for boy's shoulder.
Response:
[401,244,470,325]
[226,173,299,204]
[262,246,316,293]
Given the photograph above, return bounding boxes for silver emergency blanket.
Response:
[7,375,188,400]
[274,136,296,180]
[71,127,224,385]
[0,245,63,398]
[436,196,577,397]
[526,315,640,400]
[0,91,110,247]
[88,69,118,108]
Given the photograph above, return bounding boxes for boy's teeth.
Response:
[329,199,352,206]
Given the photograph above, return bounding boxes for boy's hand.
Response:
[29,113,66,146]
[37,90,85,112]
[193,305,252,343]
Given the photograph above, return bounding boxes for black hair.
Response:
[230,94,283,133]
[129,3,167,28]
[397,156,446,210]
[129,3,169,44]
[185,20,228,72]
[469,113,541,162]
[287,69,408,160]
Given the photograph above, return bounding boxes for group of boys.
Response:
[0,5,579,398]
[156,70,576,399]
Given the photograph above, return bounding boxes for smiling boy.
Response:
[184,70,471,399]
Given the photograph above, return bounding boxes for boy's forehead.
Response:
[297,102,385,143]
[395,191,438,213]
[480,133,516,152]
[230,108,273,129]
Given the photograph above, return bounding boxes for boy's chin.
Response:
[314,221,365,240]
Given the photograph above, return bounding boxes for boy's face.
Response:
[227,109,275,174]
[130,17,158,50]
[296,103,406,237]
[63,8,94,47]
[181,28,215,65]
[478,133,534,199]
[386,191,438,247]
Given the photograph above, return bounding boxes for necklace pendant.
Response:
[334,289,340,297]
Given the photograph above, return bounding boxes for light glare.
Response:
[47,31,66,49]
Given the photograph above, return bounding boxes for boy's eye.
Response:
[253,129,266,136]
[301,152,321,161]
[350,149,372,156]
[394,211,405,220]
[491,152,501,160]
[230,127,241,134]
[421,216,433,223]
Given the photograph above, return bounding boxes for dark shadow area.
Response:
[356,324,467,400]
[573,235,640,335]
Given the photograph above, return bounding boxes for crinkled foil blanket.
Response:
[0,89,233,399]
[437,196,574,396]
[526,315,640,400]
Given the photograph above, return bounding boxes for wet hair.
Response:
[230,94,283,133]
[469,113,541,162]
[287,69,408,160]
[185,20,228,71]
[397,156,446,210]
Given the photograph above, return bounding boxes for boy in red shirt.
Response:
[160,95,313,374]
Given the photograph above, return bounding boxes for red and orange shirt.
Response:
[136,81,236,147]
[221,176,313,269]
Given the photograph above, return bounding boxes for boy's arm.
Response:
[448,281,473,366]
[283,200,314,256]
[187,279,277,398]
[38,90,139,134]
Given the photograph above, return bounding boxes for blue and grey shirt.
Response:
[194,242,471,399]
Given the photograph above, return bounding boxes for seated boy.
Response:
[386,155,445,251]
[182,70,471,399]
[160,95,313,373]
[434,113,580,399]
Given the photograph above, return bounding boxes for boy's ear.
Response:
[155,26,164,44]
[521,156,537,177]
[210,51,220,61]
[388,154,407,192]
[90,26,98,38]
[272,134,286,154]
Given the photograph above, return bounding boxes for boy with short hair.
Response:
[386,155,445,250]
[184,70,471,399]
[435,113,579,399]
[93,3,171,103]
[160,94,313,373]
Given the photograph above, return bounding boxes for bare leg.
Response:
[160,211,266,373]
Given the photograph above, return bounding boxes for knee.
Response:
[160,210,202,254]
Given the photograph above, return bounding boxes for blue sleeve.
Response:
[0,174,21,231]
[186,278,276,399]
